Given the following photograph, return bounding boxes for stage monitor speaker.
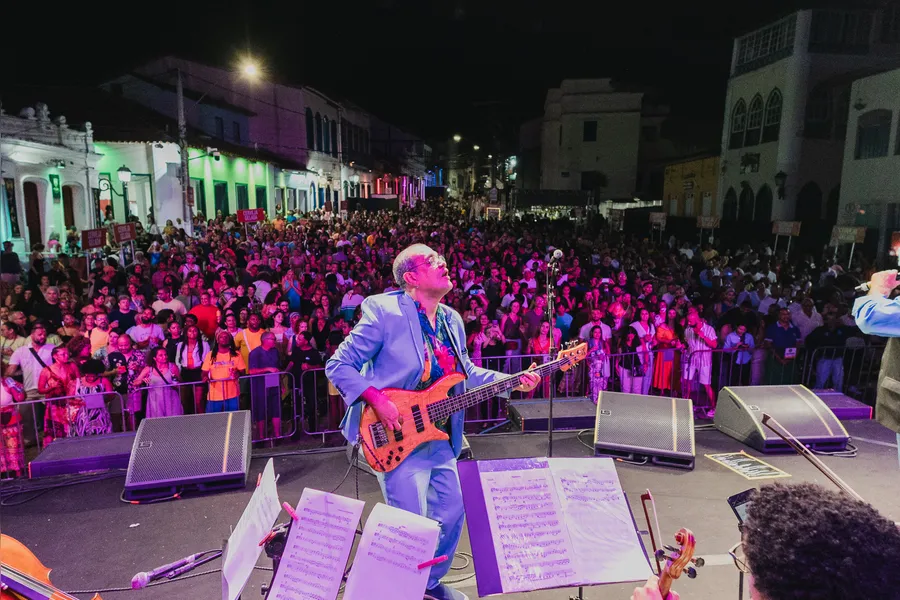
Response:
[714,385,849,454]
[593,392,695,470]
[124,411,251,501]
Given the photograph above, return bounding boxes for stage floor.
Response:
[3,420,900,600]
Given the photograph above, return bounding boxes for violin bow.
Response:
[761,413,864,502]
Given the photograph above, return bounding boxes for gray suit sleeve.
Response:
[325,298,384,406]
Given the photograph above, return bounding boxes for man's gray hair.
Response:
[260,331,276,342]
[393,244,433,289]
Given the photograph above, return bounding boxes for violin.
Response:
[654,528,704,598]
[1,535,102,600]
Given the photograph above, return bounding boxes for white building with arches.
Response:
[838,66,900,261]
[0,103,101,255]
[717,5,900,234]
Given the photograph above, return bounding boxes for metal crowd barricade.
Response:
[298,367,342,437]
[137,370,297,444]
[9,391,126,454]
[291,340,887,438]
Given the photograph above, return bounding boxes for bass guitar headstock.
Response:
[556,342,587,371]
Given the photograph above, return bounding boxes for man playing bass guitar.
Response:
[326,244,540,600]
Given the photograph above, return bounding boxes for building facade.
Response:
[539,79,644,200]
[663,156,720,217]
[838,66,900,260]
[717,6,900,228]
[0,104,101,254]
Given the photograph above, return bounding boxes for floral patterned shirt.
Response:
[415,302,460,432]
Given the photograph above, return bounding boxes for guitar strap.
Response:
[441,307,469,381]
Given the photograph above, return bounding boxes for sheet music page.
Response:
[479,459,579,592]
[343,503,440,600]
[266,488,364,600]
[222,459,282,600]
[548,457,652,585]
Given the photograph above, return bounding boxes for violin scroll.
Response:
[655,528,701,597]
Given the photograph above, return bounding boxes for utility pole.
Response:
[84,122,95,228]
[176,69,192,234]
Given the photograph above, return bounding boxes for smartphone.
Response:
[728,489,756,524]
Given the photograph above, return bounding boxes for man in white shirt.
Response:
[791,297,823,342]
[127,308,165,350]
[151,287,187,317]
[340,284,366,320]
[758,286,787,316]
[6,322,55,445]
[519,269,538,293]
[682,308,717,418]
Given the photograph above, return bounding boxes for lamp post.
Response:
[175,59,261,234]
[99,165,133,221]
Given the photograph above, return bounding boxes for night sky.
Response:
[5,0,829,150]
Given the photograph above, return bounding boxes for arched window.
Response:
[330,120,338,157]
[745,95,764,146]
[738,184,754,221]
[763,89,782,142]
[723,187,738,221]
[323,116,330,153]
[309,183,317,210]
[755,185,773,224]
[855,109,893,159]
[729,100,747,149]
[805,85,833,139]
[305,108,314,151]
[315,113,323,151]
[796,182,823,221]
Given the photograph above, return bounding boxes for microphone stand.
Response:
[546,259,560,458]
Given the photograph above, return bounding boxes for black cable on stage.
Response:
[0,470,125,507]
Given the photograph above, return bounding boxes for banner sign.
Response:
[830,226,866,246]
[113,222,137,244]
[81,228,107,250]
[772,221,801,236]
[649,212,667,227]
[237,208,266,224]
[696,216,720,229]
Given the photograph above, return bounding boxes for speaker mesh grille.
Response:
[126,412,250,487]
[594,392,694,458]
[722,386,847,441]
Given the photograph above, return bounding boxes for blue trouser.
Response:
[206,397,239,412]
[376,439,464,590]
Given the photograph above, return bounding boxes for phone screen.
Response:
[728,489,755,524]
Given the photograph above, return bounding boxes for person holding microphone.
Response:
[852,269,900,464]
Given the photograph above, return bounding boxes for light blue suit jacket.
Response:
[325,291,508,457]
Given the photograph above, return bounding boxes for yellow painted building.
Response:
[663,156,719,217]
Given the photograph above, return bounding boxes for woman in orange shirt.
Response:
[201,331,245,413]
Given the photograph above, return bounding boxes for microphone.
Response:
[131,552,207,589]
[549,249,564,264]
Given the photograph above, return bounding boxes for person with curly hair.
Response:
[632,482,900,600]
[740,482,900,600]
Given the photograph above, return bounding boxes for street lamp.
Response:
[240,59,260,81]
[452,134,462,142]
[99,165,134,221]
[117,165,132,184]
[473,145,480,151]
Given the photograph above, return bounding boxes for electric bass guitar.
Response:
[358,342,587,472]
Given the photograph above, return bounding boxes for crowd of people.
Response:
[0,199,878,479]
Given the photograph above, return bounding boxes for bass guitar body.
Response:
[1,534,101,600]
[358,372,465,473]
